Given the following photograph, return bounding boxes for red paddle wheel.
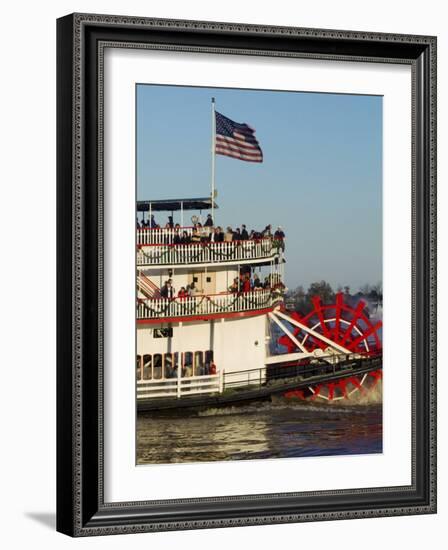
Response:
[278,292,382,401]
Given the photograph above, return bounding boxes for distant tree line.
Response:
[285,280,383,315]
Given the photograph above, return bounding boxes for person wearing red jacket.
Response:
[242,274,251,293]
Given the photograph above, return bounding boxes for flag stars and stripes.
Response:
[215,111,263,163]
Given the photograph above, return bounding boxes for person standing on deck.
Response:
[253,273,263,289]
[224,227,233,242]
[188,282,198,296]
[215,226,224,242]
[242,273,251,293]
[191,228,201,244]
[160,280,175,299]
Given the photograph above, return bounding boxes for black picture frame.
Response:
[57,13,437,536]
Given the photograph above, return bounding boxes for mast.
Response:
[211,97,216,224]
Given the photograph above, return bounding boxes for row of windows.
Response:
[136,350,214,380]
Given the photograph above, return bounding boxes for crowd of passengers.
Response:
[158,362,217,378]
[139,352,216,379]
[158,271,284,300]
[136,213,285,244]
[228,271,284,293]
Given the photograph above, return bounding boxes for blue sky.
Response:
[136,84,382,291]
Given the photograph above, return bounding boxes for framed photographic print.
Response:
[56,13,437,536]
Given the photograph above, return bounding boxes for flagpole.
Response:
[211,97,216,225]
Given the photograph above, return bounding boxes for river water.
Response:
[137,393,382,464]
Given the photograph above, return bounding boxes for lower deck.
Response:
[137,355,382,412]
[137,314,268,385]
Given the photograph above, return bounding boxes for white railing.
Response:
[137,372,223,399]
[137,238,282,266]
[137,288,283,320]
[137,226,194,246]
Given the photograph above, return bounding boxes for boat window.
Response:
[164,353,174,378]
[143,354,152,380]
[138,351,216,381]
[153,353,163,379]
[154,327,173,338]
[136,355,142,381]
[183,352,193,377]
[194,351,204,375]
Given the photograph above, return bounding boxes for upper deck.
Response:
[137,198,285,268]
[136,227,284,267]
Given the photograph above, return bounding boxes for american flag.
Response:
[215,111,263,163]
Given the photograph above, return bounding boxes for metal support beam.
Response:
[274,309,352,354]
[268,312,308,353]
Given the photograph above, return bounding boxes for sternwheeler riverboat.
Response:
[136,197,382,412]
